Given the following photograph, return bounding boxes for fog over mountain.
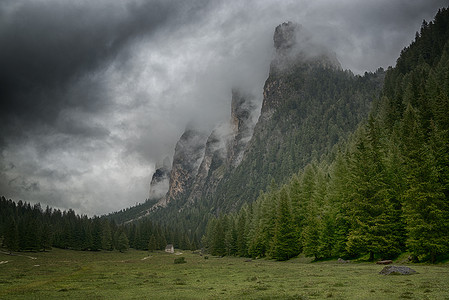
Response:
[0,0,446,215]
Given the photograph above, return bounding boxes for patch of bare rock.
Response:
[379,265,417,275]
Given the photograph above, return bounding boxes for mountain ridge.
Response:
[108,21,384,234]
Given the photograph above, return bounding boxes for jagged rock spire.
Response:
[273,21,300,52]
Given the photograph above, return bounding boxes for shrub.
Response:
[174,257,186,264]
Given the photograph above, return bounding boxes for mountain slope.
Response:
[109,21,384,236]
[205,22,384,212]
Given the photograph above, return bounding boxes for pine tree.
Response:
[4,217,19,253]
[40,222,52,251]
[81,218,93,251]
[224,216,237,256]
[326,151,351,258]
[210,217,226,256]
[159,233,167,250]
[236,205,250,257]
[346,119,403,259]
[302,218,321,259]
[294,165,317,252]
[91,218,102,251]
[101,220,113,251]
[402,122,449,262]
[148,234,157,252]
[247,192,276,258]
[302,165,329,260]
[117,231,129,253]
[133,225,143,250]
[271,187,298,261]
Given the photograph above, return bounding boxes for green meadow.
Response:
[1,249,448,299]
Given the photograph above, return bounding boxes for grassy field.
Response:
[1,248,448,299]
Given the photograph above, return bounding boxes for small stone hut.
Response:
[165,244,174,254]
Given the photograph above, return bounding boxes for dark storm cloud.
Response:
[0,0,210,139]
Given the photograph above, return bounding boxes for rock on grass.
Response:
[379,265,417,275]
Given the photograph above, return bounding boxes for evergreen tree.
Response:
[4,217,19,253]
[402,122,449,262]
[236,205,250,257]
[148,234,157,252]
[117,231,129,253]
[302,165,328,260]
[133,225,143,250]
[91,218,103,251]
[346,119,403,260]
[159,233,167,250]
[271,187,298,260]
[210,218,226,256]
[101,220,113,251]
[224,216,237,256]
[247,192,276,258]
[324,151,351,258]
[40,222,52,251]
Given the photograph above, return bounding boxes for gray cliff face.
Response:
[184,89,256,206]
[186,128,227,205]
[157,129,208,207]
[227,89,256,167]
[148,157,171,200]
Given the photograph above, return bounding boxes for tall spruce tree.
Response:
[4,217,19,253]
[301,166,325,260]
[101,220,113,251]
[325,151,351,258]
[402,116,449,262]
[148,234,157,252]
[346,119,403,260]
[117,231,129,253]
[236,204,250,257]
[271,187,298,261]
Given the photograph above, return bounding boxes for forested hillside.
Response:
[210,65,383,212]
[203,8,449,263]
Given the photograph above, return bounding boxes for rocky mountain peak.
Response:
[261,22,342,119]
[273,21,299,52]
[271,21,341,73]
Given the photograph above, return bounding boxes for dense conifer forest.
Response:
[0,196,199,253]
[203,8,449,263]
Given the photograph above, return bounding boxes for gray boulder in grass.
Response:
[379,265,417,275]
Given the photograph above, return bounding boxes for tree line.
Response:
[0,197,199,253]
[203,8,449,263]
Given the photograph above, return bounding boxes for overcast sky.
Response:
[0,0,446,216]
